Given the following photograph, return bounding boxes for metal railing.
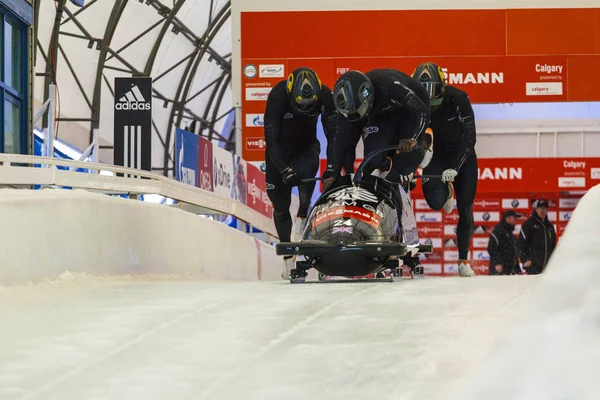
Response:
[0,153,277,238]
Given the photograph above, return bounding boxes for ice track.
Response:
[0,275,541,400]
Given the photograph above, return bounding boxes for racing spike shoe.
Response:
[281,256,295,280]
[291,217,306,242]
[458,259,475,277]
[442,182,456,214]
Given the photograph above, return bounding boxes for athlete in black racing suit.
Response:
[411,62,478,277]
[323,68,433,188]
[263,67,340,280]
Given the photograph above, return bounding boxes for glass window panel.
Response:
[4,19,21,92]
[4,98,20,153]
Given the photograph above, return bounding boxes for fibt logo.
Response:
[115,85,151,111]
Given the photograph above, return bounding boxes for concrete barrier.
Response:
[450,184,600,400]
[0,188,281,286]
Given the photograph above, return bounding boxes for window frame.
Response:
[0,2,28,155]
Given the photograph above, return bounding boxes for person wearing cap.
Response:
[487,210,520,275]
[517,199,557,275]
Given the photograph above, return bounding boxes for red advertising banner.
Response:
[318,158,600,194]
[247,162,274,218]
[198,136,213,192]
[240,7,600,161]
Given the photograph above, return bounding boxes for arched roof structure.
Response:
[34,0,233,176]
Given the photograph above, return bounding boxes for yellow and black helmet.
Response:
[412,62,446,109]
[286,67,322,115]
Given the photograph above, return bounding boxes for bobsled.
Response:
[276,146,435,283]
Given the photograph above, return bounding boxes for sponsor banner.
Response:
[473,225,489,235]
[558,198,580,210]
[259,64,285,78]
[474,199,501,210]
[559,198,580,209]
[474,211,500,223]
[314,206,381,228]
[444,251,471,262]
[416,212,443,223]
[198,136,214,192]
[559,211,573,222]
[547,211,558,222]
[175,128,198,187]
[502,198,529,209]
[213,146,235,199]
[443,238,458,248]
[419,251,443,263]
[526,82,563,96]
[473,250,490,261]
[113,77,152,173]
[313,158,600,195]
[247,163,273,218]
[444,225,457,236]
[245,87,272,101]
[558,223,568,236]
[475,158,600,193]
[415,199,430,210]
[421,264,443,275]
[473,237,489,248]
[591,168,600,180]
[444,212,460,223]
[249,161,267,173]
[418,226,443,236]
[245,137,267,151]
[233,155,248,205]
[245,113,264,127]
[558,177,585,188]
[420,238,442,248]
[243,64,257,79]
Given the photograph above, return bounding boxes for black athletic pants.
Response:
[265,142,320,243]
[422,153,478,261]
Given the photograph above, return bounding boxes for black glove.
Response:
[322,164,338,180]
[322,164,340,191]
[281,167,301,187]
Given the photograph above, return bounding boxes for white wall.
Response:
[231,0,600,158]
[0,188,281,286]
[451,182,600,399]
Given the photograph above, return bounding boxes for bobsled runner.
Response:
[276,146,437,283]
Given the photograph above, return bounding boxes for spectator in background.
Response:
[517,199,557,275]
[487,210,520,275]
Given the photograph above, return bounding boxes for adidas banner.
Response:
[114,77,152,174]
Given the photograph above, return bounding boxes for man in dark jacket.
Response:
[517,199,557,275]
[487,210,520,275]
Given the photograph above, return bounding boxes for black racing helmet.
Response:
[333,70,374,122]
[412,62,446,109]
[286,67,322,115]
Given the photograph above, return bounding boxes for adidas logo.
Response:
[115,85,151,111]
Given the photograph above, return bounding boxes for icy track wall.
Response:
[0,189,281,286]
[451,183,600,400]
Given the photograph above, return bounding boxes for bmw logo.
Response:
[482,212,491,221]
[511,199,519,208]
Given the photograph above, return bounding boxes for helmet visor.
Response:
[421,81,445,99]
[339,97,370,122]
